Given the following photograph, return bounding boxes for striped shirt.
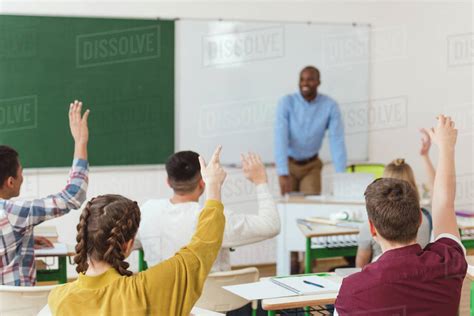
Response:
[0,159,88,286]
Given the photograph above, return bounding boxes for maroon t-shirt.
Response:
[335,236,467,315]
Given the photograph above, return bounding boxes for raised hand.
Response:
[69,100,90,160]
[241,153,267,185]
[427,115,457,150]
[199,146,227,201]
[419,128,431,156]
[69,100,90,145]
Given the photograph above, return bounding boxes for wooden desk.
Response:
[298,222,359,274]
[262,273,342,316]
[276,196,366,275]
[36,244,75,284]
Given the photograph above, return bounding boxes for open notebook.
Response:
[270,275,340,295]
[223,274,341,301]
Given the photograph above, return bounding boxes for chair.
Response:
[346,163,385,179]
[194,267,259,315]
[0,284,57,316]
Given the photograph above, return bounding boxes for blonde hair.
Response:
[383,158,420,201]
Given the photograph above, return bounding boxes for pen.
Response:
[303,280,324,288]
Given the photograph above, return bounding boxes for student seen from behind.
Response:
[138,151,280,272]
[48,146,227,316]
[336,115,467,315]
[0,101,89,286]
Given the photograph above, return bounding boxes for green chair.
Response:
[346,163,385,179]
[138,249,148,272]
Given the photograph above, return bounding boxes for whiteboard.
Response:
[176,20,370,166]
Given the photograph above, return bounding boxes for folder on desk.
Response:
[223,274,340,300]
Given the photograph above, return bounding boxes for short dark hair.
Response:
[364,178,420,243]
[300,66,320,79]
[165,151,201,194]
[0,145,19,188]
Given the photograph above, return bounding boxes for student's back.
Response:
[138,151,280,272]
[49,199,225,316]
[337,236,465,314]
[139,199,201,265]
[336,116,467,315]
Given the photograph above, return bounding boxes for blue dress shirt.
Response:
[274,92,347,175]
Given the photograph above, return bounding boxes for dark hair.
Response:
[300,66,320,79]
[364,178,420,243]
[0,145,20,188]
[165,151,201,194]
[74,194,141,276]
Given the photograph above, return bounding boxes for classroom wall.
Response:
[2,1,472,275]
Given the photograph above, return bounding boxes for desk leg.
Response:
[305,237,312,274]
[58,257,67,284]
[471,280,474,316]
[304,238,312,316]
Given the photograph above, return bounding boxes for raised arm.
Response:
[6,101,90,229]
[419,128,436,193]
[222,153,280,248]
[142,146,227,315]
[328,102,347,173]
[274,97,291,195]
[428,115,459,238]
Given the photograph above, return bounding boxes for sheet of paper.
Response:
[223,280,297,300]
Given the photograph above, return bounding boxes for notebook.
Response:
[223,274,341,300]
[270,275,341,295]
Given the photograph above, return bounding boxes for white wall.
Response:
[2,1,472,275]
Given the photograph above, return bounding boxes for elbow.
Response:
[67,188,87,210]
[268,220,281,238]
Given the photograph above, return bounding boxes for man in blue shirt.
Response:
[274,66,347,195]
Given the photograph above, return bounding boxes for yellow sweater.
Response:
[48,200,225,316]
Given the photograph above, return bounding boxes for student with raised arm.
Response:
[336,115,467,315]
[0,101,89,286]
[138,152,280,272]
[48,146,227,316]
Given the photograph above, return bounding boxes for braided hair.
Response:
[74,194,141,276]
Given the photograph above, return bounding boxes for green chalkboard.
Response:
[0,15,174,167]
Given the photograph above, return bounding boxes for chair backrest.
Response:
[194,267,259,313]
[38,304,52,316]
[346,163,385,179]
[0,285,57,316]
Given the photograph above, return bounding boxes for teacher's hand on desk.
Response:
[279,175,291,195]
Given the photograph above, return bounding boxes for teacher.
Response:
[274,66,347,195]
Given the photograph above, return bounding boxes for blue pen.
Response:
[303,280,324,288]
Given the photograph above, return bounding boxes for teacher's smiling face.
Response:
[299,67,320,102]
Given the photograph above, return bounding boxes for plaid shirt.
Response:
[0,159,88,286]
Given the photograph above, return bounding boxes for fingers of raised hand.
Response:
[198,156,207,171]
[208,146,222,167]
[82,109,90,125]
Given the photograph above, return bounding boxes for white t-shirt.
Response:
[138,183,280,272]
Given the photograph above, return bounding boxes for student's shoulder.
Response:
[140,199,169,213]
[425,234,467,258]
[49,281,78,302]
